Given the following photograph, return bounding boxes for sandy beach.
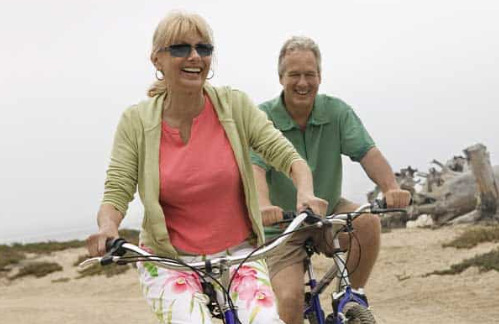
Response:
[1,224,498,324]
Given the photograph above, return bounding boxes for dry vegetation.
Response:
[423,225,499,276]
[0,229,139,280]
[442,225,499,249]
[9,261,63,280]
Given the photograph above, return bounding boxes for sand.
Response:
[1,225,498,324]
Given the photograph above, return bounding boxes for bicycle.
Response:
[279,201,406,324]
[79,211,317,324]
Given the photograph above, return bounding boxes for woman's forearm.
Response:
[97,203,124,234]
[289,159,314,196]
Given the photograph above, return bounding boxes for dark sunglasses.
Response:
[159,43,214,58]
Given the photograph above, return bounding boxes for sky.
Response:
[1,0,498,243]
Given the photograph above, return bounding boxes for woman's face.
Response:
[154,33,213,93]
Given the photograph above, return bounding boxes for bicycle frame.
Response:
[303,203,375,324]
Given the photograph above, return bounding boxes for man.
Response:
[250,36,411,324]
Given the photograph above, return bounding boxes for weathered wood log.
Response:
[463,144,499,221]
[449,210,480,224]
[407,166,499,225]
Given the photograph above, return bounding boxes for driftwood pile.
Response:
[369,143,499,228]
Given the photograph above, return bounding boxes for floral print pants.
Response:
[137,242,284,324]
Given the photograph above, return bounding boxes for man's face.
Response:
[280,50,321,111]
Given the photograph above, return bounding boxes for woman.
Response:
[86,11,327,324]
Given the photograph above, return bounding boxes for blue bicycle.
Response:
[282,202,405,324]
[79,202,401,323]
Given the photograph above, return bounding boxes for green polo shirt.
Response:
[250,93,375,237]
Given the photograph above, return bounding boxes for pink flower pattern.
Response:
[231,265,275,309]
[232,265,258,298]
[245,285,275,309]
[163,270,202,294]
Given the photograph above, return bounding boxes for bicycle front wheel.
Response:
[305,310,322,324]
[342,302,376,324]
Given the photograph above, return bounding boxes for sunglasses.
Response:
[159,43,214,58]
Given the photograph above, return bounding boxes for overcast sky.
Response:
[1,0,498,243]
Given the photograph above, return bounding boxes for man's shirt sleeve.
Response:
[340,106,375,162]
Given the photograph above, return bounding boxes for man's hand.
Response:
[260,205,284,226]
[384,189,412,208]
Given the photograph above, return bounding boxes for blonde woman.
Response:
[86,11,327,324]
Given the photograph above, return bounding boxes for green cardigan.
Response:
[102,83,302,257]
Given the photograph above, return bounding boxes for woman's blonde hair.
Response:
[147,11,214,97]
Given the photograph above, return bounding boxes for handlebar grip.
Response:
[374,198,413,209]
[281,209,321,224]
[105,238,128,256]
[100,238,128,266]
[282,211,296,220]
[302,208,323,225]
[375,198,387,209]
[280,208,322,224]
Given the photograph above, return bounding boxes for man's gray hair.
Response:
[278,36,322,77]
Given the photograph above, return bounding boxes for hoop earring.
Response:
[206,69,214,80]
[155,69,164,81]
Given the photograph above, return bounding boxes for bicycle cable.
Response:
[111,253,233,323]
[227,222,321,294]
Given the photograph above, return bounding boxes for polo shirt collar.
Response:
[268,92,330,131]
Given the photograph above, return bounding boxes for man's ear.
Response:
[279,74,284,86]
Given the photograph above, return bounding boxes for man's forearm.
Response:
[360,147,399,193]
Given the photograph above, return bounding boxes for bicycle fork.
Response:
[326,240,369,324]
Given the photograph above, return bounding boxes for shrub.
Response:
[425,248,499,276]
[443,225,499,249]
[10,261,63,280]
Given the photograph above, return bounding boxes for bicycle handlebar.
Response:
[280,200,407,226]
[80,201,407,271]
[79,209,314,272]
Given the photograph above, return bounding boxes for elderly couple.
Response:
[86,11,410,324]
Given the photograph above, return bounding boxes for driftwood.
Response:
[407,170,481,225]
[372,144,499,227]
[464,144,499,221]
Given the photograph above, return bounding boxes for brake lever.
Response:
[78,257,102,270]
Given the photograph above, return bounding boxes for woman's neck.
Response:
[163,89,205,123]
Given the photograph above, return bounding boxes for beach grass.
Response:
[443,225,499,249]
[425,247,499,276]
[0,229,140,279]
[9,261,63,280]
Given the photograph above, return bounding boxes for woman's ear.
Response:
[151,53,160,70]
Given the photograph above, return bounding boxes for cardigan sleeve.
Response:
[101,106,139,215]
[236,90,302,177]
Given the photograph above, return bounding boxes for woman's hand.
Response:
[86,225,119,257]
[86,204,123,256]
[289,159,328,216]
[296,193,328,216]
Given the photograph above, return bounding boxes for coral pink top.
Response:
[159,95,252,255]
